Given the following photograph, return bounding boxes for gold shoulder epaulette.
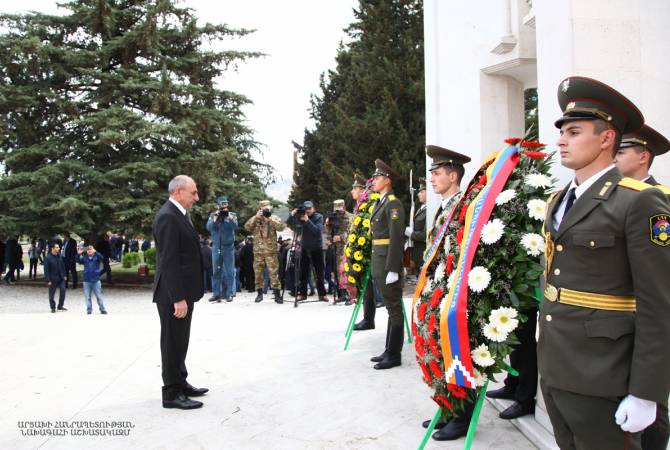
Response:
[388,194,397,201]
[618,177,670,195]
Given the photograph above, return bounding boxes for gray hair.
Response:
[168,175,192,194]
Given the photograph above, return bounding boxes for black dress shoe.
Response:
[432,418,469,441]
[183,383,209,397]
[422,419,447,429]
[354,320,375,331]
[57,307,68,311]
[370,351,388,362]
[486,386,516,400]
[373,355,401,370]
[499,401,534,420]
[51,309,56,313]
[162,394,203,409]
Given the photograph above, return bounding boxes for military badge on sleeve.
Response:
[391,209,399,220]
[650,214,670,246]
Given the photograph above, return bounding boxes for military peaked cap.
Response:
[426,145,471,171]
[372,159,400,181]
[418,177,426,191]
[554,76,644,134]
[620,125,670,157]
[352,173,367,189]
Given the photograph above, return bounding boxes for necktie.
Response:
[564,188,577,216]
[185,213,194,228]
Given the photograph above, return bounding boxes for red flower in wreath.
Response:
[429,359,444,378]
[458,204,468,222]
[429,288,443,309]
[417,303,428,322]
[523,151,548,159]
[428,313,438,334]
[504,137,522,145]
[446,255,455,274]
[447,384,468,399]
[520,140,546,148]
[456,227,464,245]
[435,394,453,411]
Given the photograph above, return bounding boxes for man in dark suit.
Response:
[3,236,19,284]
[152,175,207,410]
[615,124,670,450]
[405,177,427,271]
[61,232,78,289]
[44,243,67,313]
[539,76,670,450]
[368,159,406,370]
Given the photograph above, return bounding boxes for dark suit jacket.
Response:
[44,253,66,282]
[410,204,427,266]
[538,167,670,404]
[62,238,77,262]
[152,200,204,304]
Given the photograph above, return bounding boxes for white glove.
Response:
[404,226,413,238]
[385,272,399,285]
[614,394,656,433]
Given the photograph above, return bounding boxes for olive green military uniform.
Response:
[244,200,286,290]
[324,200,352,272]
[539,76,670,450]
[370,160,406,366]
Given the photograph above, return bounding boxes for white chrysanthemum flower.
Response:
[527,199,546,221]
[422,280,432,295]
[489,307,519,333]
[471,344,495,367]
[447,271,456,290]
[443,235,451,255]
[525,173,552,188]
[467,266,491,293]
[483,322,508,342]
[521,233,545,257]
[495,189,516,205]
[434,261,446,282]
[473,368,488,387]
[480,218,505,245]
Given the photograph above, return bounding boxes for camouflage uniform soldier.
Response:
[244,200,286,304]
[324,199,352,300]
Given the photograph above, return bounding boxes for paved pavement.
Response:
[0,284,536,450]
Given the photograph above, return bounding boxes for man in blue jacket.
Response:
[287,201,327,302]
[76,245,108,315]
[44,243,67,313]
[206,196,237,303]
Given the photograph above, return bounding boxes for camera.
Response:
[327,211,340,233]
[217,207,229,218]
[294,206,306,218]
[262,209,272,218]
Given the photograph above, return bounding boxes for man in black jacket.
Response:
[44,243,67,313]
[152,175,207,410]
[3,237,19,285]
[287,201,327,302]
[61,232,78,289]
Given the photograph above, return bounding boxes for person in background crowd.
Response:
[61,231,78,289]
[44,243,67,313]
[28,240,39,280]
[239,236,255,292]
[96,233,113,284]
[141,237,151,252]
[0,238,5,275]
[76,245,107,315]
[207,196,237,303]
[4,236,19,285]
[201,239,213,294]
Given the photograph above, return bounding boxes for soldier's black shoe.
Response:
[183,383,208,397]
[255,289,263,303]
[499,401,534,420]
[432,419,469,441]
[354,320,375,331]
[370,351,388,362]
[162,394,203,410]
[373,355,401,370]
[422,419,447,429]
[486,386,515,400]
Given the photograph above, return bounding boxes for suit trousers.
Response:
[65,259,78,288]
[541,378,642,450]
[157,301,194,400]
[48,280,66,310]
[503,307,538,405]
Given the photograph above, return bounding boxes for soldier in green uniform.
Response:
[368,159,406,370]
[614,125,670,450]
[325,199,352,301]
[405,177,427,272]
[244,200,286,304]
[539,76,670,450]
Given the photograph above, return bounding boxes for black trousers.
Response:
[4,263,17,282]
[360,278,376,323]
[48,280,66,310]
[98,257,112,282]
[502,307,538,405]
[298,248,326,296]
[156,301,194,400]
[29,258,38,278]
[64,259,78,288]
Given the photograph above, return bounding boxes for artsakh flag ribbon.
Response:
[440,145,520,388]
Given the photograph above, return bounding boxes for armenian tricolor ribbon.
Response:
[440,145,520,388]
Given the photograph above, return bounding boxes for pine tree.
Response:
[0,0,269,241]
[290,0,425,212]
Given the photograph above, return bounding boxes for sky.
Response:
[7,0,359,202]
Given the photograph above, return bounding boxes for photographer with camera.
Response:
[206,196,237,303]
[286,200,328,302]
[324,199,351,302]
[244,200,286,303]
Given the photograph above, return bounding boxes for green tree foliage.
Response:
[289,0,425,212]
[0,0,270,241]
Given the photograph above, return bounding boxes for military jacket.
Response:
[410,205,427,266]
[370,191,405,279]
[324,210,352,251]
[426,192,462,253]
[244,215,286,255]
[538,167,670,404]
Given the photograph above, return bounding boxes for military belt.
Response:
[372,239,390,246]
[544,283,636,312]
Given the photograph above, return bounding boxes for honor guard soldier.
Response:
[615,124,670,450]
[539,76,670,450]
[404,177,427,272]
[369,159,406,370]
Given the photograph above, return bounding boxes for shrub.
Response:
[144,247,157,270]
